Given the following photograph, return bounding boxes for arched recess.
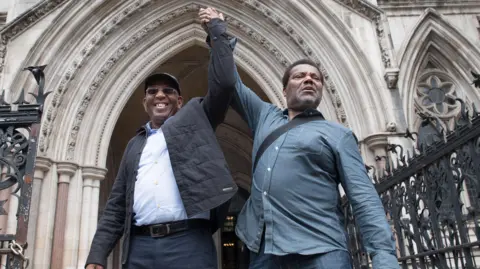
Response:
[70,24,287,166]
[397,8,480,129]
[7,0,393,167]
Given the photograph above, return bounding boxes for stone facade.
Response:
[0,0,479,268]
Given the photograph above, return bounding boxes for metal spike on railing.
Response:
[455,98,470,127]
[12,89,27,105]
[24,65,49,106]
[473,103,479,117]
[404,128,416,141]
[0,90,8,105]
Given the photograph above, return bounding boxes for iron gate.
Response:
[0,66,49,269]
[344,74,480,269]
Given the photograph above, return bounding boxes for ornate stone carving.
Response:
[415,73,460,119]
[384,67,399,89]
[41,1,351,160]
[226,18,288,67]
[335,0,393,69]
[235,0,349,126]
[386,121,397,132]
[41,0,155,154]
[0,0,68,81]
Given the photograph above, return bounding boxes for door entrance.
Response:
[221,188,250,269]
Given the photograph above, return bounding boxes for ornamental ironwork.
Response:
[0,65,49,269]
[345,72,480,269]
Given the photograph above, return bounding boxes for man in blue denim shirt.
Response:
[201,13,399,268]
[228,55,400,268]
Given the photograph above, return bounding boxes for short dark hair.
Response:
[144,73,181,95]
[281,59,324,88]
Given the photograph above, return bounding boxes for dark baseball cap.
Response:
[144,73,181,95]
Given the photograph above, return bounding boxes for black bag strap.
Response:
[253,115,324,172]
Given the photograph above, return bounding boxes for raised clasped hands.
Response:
[198,7,224,32]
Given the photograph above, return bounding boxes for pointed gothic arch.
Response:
[4,0,394,168]
[397,8,480,129]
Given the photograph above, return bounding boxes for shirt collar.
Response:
[138,116,175,136]
[282,108,325,119]
[145,122,158,136]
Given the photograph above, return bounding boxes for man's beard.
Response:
[289,96,321,111]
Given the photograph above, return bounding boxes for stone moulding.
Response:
[335,0,393,69]
[40,0,155,154]
[11,0,394,162]
[39,0,354,161]
[0,0,396,157]
[0,0,68,80]
[237,0,349,126]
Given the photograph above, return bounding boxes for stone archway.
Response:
[0,1,401,268]
[101,44,260,269]
[5,1,397,164]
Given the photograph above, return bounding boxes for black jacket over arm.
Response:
[85,19,238,267]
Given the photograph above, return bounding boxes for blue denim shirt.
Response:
[231,64,399,268]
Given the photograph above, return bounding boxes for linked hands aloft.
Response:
[198,7,224,32]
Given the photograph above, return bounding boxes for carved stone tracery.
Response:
[0,0,69,81]
[0,0,395,159]
[39,0,354,159]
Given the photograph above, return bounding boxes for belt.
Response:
[132,219,211,238]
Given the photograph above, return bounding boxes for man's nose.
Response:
[155,90,167,98]
[303,76,314,84]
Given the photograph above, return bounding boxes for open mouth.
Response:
[155,103,167,108]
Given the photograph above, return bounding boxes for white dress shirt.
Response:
[133,124,210,226]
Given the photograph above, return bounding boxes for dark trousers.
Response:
[124,227,217,269]
[249,234,352,269]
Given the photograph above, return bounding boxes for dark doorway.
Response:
[221,188,250,269]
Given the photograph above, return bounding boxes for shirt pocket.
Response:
[293,133,324,155]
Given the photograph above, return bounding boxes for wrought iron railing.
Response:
[344,74,480,269]
[0,65,49,269]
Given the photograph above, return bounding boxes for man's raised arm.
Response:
[199,8,235,129]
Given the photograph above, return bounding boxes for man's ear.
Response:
[142,97,148,112]
[283,88,287,98]
[177,96,184,108]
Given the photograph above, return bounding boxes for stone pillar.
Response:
[33,163,58,269]
[50,162,78,269]
[24,156,52,266]
[63,165,83,268]
[363,133,389,176]
[77,166,107,268]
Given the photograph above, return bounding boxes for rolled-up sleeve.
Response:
[335,131,400,269]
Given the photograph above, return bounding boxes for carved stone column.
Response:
[63,163,85,268]
[34,163,58,269]
[25,156,52,266]
[363,133,389,175]
[51,162,78,269]
[77,166,107,268]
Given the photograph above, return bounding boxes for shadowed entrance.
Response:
[99,45,268,269]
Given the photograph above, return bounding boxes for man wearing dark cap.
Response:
[85,7,238,269]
